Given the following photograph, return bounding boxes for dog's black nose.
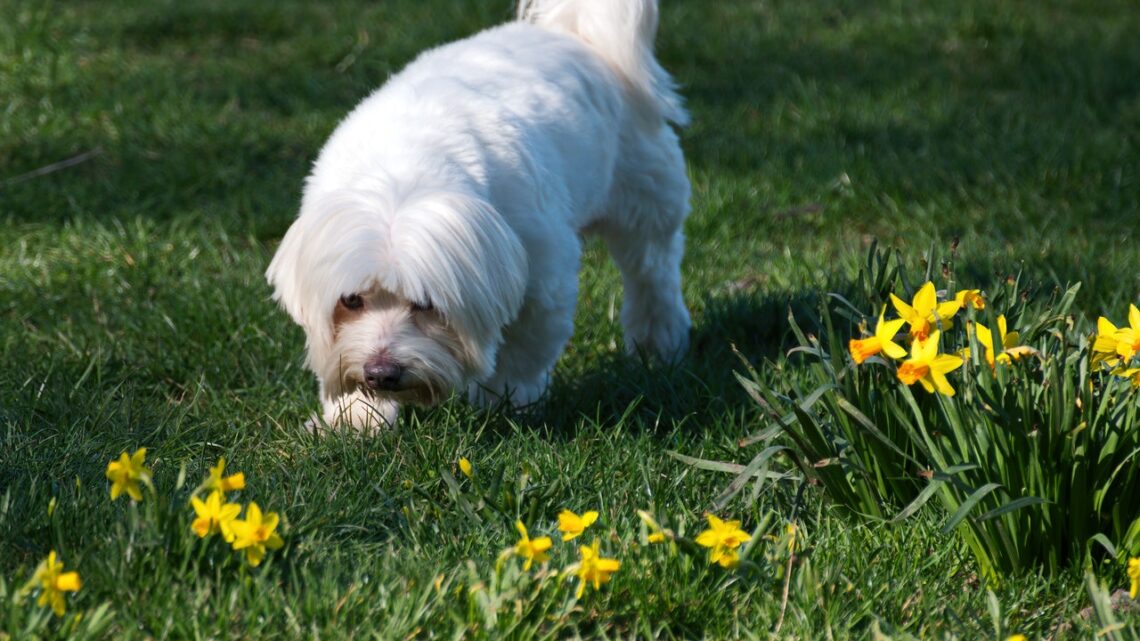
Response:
[363,358,404,391]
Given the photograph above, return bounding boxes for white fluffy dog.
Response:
[267,0,692,429]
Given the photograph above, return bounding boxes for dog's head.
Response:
[266,183,528,407]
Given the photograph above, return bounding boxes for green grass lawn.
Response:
[2,0,1138,638]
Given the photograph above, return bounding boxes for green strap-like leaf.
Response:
[713,445,791,511]
[975,496,1049,522]
[941,482,1003,534]
[890,480,942,523]
[1087,533,1118,560]
[665,449,796,480]
[836,396,923,467]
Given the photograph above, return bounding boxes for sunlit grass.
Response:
[1,0,1138,638]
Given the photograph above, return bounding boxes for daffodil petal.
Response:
[192,517,211,537]
[890,293,915,320]
[913,283,936,315]
[695,531,719,548]
[917,376,935,394]
[930,372,955,396]
[222,473,245,491]
[262,512,279,532]
[935,300,961,321]
[880,340,908,360]
[880,318,907,337]
[931,354,963,374]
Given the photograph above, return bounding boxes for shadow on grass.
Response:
[460,287,831,441]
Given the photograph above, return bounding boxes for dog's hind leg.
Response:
[600,126,692,363]
[604,226,690,363]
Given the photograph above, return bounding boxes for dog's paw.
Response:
[320,394,400,432]
[303,413,323,434]
[625,303,691,364]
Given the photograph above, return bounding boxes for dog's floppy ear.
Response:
[265,188,394,369]
[389,191,529,369]
[266,186,528,378]
[265,205,338,371]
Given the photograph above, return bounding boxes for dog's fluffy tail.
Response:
[518,0,688,127]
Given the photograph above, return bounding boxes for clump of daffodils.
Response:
[848,282,986,396]
[502,513,626,599]
[843,271,1140,402]
[501,506,765,605]
[508,513,613,592]
[851,283,1140,396]
[188,457,286,567]
[100,449,286,568]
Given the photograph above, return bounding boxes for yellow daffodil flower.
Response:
[106,447,152,502]
[896,331,963,396]
[28,551,81,616]
[1130,557,1140,599]
[849,308,908,364]
[229,502,284,567]
[512,520,551,570]
[695,514,752,568]
[1093,316,1123,369]
[566,538,620,598]
[202,457,245,495]
[1092,305,1140,368]
[458,457,474,480]
[955,289,986,310]
[1005,635,1027,641]
[557,509,599,541]
[890,282,961,341]
[974,315,1034,367]
[1114,304,1140,362]
[191,490,241,541]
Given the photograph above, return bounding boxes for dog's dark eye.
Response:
[411,299,433,313]
[340,294,364,310]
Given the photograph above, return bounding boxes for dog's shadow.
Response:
[419,286,825,441]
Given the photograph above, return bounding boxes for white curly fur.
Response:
[267,0,692,430]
